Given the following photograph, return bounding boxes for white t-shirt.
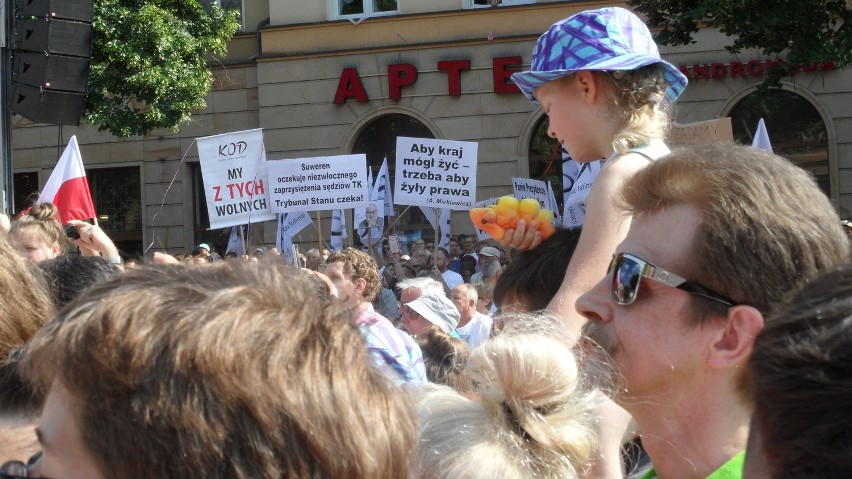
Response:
[456,312,493,350]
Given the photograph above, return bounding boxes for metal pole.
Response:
[0,0,14,215]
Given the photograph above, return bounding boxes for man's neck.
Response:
[628,383,750,479]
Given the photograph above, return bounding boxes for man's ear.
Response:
[353,277,368,297]
[708,305,765,369]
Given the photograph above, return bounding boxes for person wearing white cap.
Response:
[197,243,211,259]
[470,246,501,284]
[402,293,461,340]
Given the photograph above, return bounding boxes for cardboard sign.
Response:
[511,177,549,208]
[669,117,734,146]
[394,136,478,210]
[196,129,276,229]
[267,154,370,212]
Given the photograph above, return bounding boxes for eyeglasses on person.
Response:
[608,252,737,307]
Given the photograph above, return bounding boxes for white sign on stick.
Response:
[511,177,549,208]
[473,197,499,242]
[196,129,276,229]
[267,155,370,213]
[394,136,478,210]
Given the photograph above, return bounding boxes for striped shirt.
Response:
[357,305,426,386]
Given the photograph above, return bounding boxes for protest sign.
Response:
[267,154,370,213]
[196,129,276,229]
[473,197,499,241]
[511,177,549,208]
[669,117,734,146]
[394,137,478,210]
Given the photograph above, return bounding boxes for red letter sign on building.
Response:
[492,56,522,94]
[438,60,471,96]
[388,63,418,100]
[334,67,369,104]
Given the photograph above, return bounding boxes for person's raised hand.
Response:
[498,219,542,251]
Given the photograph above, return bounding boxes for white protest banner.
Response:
[196,129,276,229]
[267,154,370,213]
[395,136,477,210]
[669,117,734,146]
[277,211,312,263]
[473,197,499,242]
[547,181,562,225]
[562,150,601,228]
[511,177,549,209]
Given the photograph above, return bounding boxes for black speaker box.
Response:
[13,52,90,92]
[11,83,86,125]
[16,18,93,57]
[16,0,93,23]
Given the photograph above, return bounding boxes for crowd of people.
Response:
[1,6,851,479]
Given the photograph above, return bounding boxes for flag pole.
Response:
[381,205,411,236]
[434,208,440,253]
[316,211,322,253]
[238,224,246,257]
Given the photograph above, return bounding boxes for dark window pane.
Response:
[341,0,364,15]
[13,172,39,216]
[527,115,563,209]
[730,90,830,197]
[88,167,143,257]
[374,0,397,12]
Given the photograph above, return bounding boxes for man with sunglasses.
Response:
[577,143,849,479]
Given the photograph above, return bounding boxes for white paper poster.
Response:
[511,177,549,209]
[394,136,478,210]
[196,129,276,229]
[267,154,370,212]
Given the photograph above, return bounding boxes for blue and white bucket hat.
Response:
[511,7,687,104]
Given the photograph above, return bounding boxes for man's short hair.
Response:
[482,258,502,279]
[326,247,381,302]
[21,262,415,478]
[620,143,849,319]
[494,227,581,311]
[749,262,852,478]
[453,283,478,303]
[397,277,444,297]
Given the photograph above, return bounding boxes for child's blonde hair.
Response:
[10,202,67,254]
[605,63,672,154]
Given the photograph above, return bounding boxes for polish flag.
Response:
[37,135,96,224]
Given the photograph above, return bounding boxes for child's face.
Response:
[9,227,60,265]
[534,74,607,162]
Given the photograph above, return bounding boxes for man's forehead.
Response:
[620,205,701,266]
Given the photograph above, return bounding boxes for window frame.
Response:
[328,0,399,21]
[466,0,536,9]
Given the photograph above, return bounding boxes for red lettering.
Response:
[821,62,836,71]
[730,62,744,78]
[438,60,471,96]
[747,60,764,76]
[334,68,369,104]
[226,183,237,199]
[493,56,522,94]
[803,63,819,72]
[712,63,727,79]
[388,63,418,100]
[213,185,222,202]
[253,179,265,195]
[694,64,711,79]
[678,65,691,80]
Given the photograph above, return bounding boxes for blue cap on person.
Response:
[198,243,211,252]
[511,7,688,104]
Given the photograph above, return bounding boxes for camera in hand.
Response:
[65,224,80,240]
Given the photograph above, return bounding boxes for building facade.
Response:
[10,0,852,257]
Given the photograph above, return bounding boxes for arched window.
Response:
[351,113,434,246]
[527,115,563,208]
[729,90,830,196]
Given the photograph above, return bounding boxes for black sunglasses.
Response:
[608,253,737,307]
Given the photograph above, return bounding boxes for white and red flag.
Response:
[37,135,96,224]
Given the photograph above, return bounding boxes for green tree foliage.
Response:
[86,0,240,137]
[628,0,852,88]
